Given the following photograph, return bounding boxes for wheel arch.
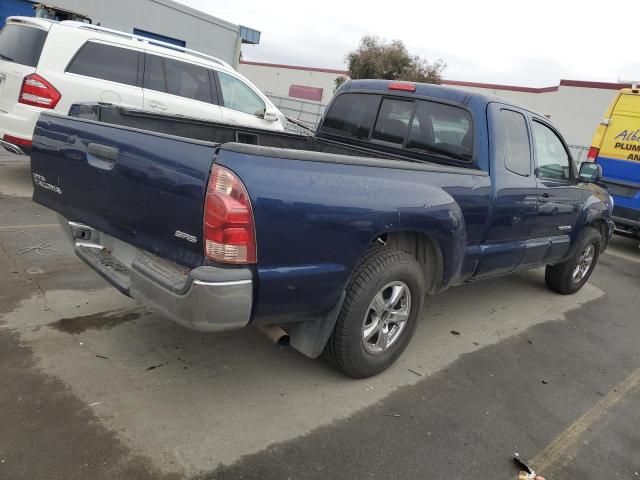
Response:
[589,218,609,252]
[376,230,444,295]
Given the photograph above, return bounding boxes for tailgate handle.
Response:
[87,143,119,170]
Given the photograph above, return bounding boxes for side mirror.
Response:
[579,162,602,183]
[262,109,280,122]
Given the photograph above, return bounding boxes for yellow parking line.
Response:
[532,366,640,472]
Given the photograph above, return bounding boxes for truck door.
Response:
[525,119,583,265]
[472,106,538,278]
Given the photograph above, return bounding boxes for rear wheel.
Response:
[323,247,425,378]
[545,227,601,294]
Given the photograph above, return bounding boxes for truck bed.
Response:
[68,103,472,166]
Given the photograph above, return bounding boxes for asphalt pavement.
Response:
[1,152,639,480]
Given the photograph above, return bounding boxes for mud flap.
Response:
[288,292,346,358]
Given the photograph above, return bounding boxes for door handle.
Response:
[87,142,118,170]
[149,100,167,111]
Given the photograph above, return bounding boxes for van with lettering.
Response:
[587,86,640,237]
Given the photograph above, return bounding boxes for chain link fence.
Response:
[266,94,325,133]
[568,144,590,166]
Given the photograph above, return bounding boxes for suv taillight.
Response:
[204,165,256,264]
[18,73,61,109]
[586,146,599,163]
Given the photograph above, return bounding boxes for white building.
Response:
[239,61,347,104]
[237,59,624,150]
[441,79,624,149]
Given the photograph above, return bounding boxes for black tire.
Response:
[545,227,601,295]
[323,247,426,378]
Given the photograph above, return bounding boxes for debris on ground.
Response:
[95,354,108,360]
[513,453,545,480]
[408,368,422,377]
[12,230,60,256]
[146,362,167,371]
[450,330,461,336]
[385,413,401,417]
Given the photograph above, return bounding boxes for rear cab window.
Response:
[321,92,473,162]
[66,42,141,87]
[322,93,380,139]
[0,24,48,67]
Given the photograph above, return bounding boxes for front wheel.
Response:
[545,227,601,295]
[323,247,426,378]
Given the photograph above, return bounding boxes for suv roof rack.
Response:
[60,20,232,69]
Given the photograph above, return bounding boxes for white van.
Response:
[0,17,285,151]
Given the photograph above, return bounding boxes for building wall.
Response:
[238,61,347,104]
[442,81,620,147]
[8,0,242,66]
[0,0,34,25]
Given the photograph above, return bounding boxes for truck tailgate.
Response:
[31,113,217,268]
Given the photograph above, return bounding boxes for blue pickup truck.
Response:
[30,80,614,377]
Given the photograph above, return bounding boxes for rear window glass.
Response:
[372,98,414,144]
[322,93,381,139]
[501,109,531,176]
[407,101,473,160]
[0,25,48,68]
[67,42,140,87]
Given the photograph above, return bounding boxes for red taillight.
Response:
[2,134,32,147]
[203,165,256,264]
[388,81,416,92]
[586,146,599,163]
[18,73,61,109]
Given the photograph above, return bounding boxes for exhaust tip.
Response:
[276,334,290,348]
[258,325,290,348]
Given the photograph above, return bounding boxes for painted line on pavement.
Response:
[532,366,640,472]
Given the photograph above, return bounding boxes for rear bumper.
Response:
[0,103,40,144]
[60,217,253,332]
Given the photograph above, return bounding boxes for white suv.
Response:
[0,17,285,152]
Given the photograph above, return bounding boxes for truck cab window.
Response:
[501,109,531,176]
[322,93,380,139]
[407,101,472,160]
[217,72,265,116]
[532,121,571,181]
[372,98,414,144]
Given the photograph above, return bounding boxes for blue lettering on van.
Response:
[615,129,640,142]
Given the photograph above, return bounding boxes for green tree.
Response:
[344,35,445,84]
[334,75,348,92]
